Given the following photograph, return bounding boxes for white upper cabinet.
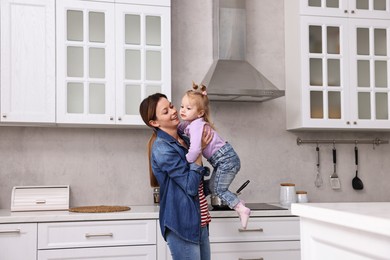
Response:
[56,0,171,126]
[1,0,55,124]
[300,0,390,19]
[115,3,171,125]
[285,0,390,130]
[56,0,116,125]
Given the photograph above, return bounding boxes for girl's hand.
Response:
[201,124,213,149]
[195,125,213,166]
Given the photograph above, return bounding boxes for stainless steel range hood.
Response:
[202,0,285,102]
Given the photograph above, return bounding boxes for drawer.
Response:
[211,241,301,260]
[38,245,156,260]
[209,217,300,243]
[38,220,156,249]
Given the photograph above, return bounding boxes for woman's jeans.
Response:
[166,226,210,260]
[208,143,241,209]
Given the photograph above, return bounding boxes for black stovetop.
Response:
[209,203,287,211]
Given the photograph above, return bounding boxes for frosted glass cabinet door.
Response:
[300,0,349,16]
[115,4,171,125]
[301,0,390,19]
[301,16,350,128]
[350,0,390,19]
[56,0,116,124]
[349,18,390,128]
[0,0,55,123]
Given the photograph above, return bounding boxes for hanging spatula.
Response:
[352,145,364,190]
[330,146,341,190]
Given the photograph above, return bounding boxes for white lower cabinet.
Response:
[161,216,301,260]
[37,220,157,260]
[209,217,300,260]
[0,223,37,260]
[1,216,299,260]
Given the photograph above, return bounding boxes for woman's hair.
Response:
[185,82,215,129]
[139,93,167,128]
[139,93,167,187]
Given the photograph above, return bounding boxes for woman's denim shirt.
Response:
[151,129,208,244]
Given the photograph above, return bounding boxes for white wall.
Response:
[0,0,389,208]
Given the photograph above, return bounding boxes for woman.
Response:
[139,93,212,260]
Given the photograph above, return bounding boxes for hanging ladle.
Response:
[352,144,364,190]
[314,144,323,188]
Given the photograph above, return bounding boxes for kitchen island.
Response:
[292,202,390,260]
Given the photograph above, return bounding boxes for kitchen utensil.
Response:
[236,180,250,194]
[211,180,250,209]
[315,145,323,188]
[330,146,341,190]
[352,145,364,190]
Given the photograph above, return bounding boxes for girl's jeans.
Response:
[166,226,210,260]
[208,142,241,209]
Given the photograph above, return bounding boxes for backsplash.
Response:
[1,0,390,208]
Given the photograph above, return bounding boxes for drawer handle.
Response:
[35,200,46,204]
[238,228,263,232]
[85,232,113,238]
[0,229,21,234]
[239,258,264,260]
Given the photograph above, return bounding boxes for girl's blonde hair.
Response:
[185,82,215,129]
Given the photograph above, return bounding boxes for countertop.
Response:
[0,204,294,224]
[291,202,390,237]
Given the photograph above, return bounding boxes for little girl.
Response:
[179,82,251,229]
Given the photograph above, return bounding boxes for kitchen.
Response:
[0,0,390,259]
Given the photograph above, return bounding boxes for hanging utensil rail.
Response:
[297,137,388,146]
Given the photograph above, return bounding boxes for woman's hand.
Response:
[194,154,203,166]
[201,124,213,149]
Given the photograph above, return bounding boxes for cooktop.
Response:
[209,203,287,211]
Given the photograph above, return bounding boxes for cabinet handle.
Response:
[353,121,357,125]
[109,116,114,121]
[346,121,350,125]
[2,114,6,118]
[0,229,21,234]
[238,258,264,260]
[238,228,263,232]
[85,232,113,238]
[344,9,348,13]
[35,200,46,204]
[351,10,355,14]
[118,117,122,121]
